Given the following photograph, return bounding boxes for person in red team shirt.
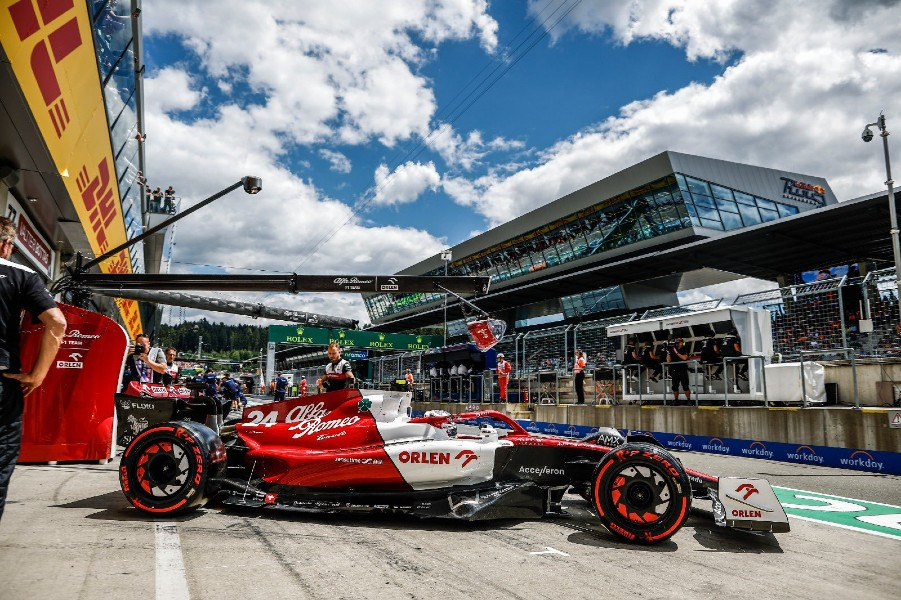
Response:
[496,353,512,401]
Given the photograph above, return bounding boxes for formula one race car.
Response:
[119,388,789,544]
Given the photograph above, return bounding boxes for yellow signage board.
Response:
[1,0,142,338]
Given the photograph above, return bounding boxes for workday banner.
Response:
[502,420,901,475]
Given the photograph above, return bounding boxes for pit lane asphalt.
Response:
[1,404,898,600]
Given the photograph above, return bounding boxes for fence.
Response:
[280,268,901,405]
[735,277,848,360]
[573,313,637,366]
[522,325,570,374]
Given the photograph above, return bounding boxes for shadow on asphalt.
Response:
[217,503,526,533]
[54,491,207,523]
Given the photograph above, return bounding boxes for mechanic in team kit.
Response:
[221,372,242,412]
[202,367,219,397]
[495,352,512,401]
[317,342,355,392]
[0,217,67,522]
[274,372,289,400]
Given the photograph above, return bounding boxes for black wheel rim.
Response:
[608,464,671,525]
[136,441,191,498]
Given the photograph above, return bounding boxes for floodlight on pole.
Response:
[861,114,901,323]
[441,250,452,347]
[77,176,262,273]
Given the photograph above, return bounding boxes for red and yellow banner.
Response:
[1,0,142,338]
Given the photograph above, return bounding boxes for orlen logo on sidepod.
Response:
[399,450,478,467]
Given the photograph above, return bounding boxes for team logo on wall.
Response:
[780,177,826,207]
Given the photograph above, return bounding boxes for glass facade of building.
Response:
[89,0,144,272]
[365,172,801,323]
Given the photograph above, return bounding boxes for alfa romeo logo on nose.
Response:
[357,398,372,412]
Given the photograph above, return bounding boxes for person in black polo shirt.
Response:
[721,330,748,381]
[0,217,67,521]
[665,338,692,405]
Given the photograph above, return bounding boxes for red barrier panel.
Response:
[19,304,128,462]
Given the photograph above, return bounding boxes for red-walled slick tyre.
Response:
[120,421,225,515]
[592,442,691,544]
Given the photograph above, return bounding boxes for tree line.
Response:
[159,318,268,362]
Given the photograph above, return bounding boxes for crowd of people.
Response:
[118,335,251,411]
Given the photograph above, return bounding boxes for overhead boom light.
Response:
[242,176,262,194]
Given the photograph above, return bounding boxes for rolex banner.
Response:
[269,325,443,351]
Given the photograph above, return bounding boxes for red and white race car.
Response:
[119,388,789,544]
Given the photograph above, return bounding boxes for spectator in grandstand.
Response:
[665,338,692,405]
[640,340,663,382]
[317,342,355,392]
[573,349,586,404]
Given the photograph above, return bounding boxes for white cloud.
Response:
[319,149,352,174]
[140,1,497,323]
[453,0,901,226]
[144,67,205,114]
[143,0,498,148]
[372,161,441,206]
[427,123,525,170]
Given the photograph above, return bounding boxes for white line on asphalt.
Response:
[155,523,190,600]
[529,547,570,556]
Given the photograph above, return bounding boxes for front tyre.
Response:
[592,443,691,544]
[120,421,225,515]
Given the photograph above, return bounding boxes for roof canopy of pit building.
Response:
[363,151,894,333]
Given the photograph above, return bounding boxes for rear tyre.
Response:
[120,421,225,515]
[592,442,691,544]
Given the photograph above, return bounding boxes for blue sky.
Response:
[138,1,901,326]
